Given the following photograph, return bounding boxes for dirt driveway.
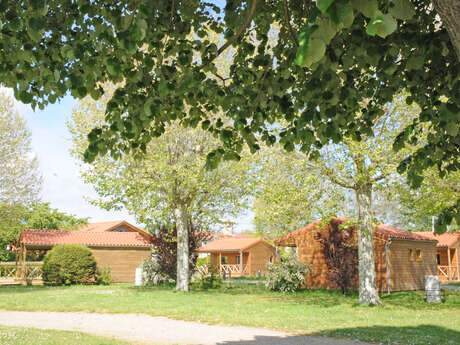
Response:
[0,311,372,345]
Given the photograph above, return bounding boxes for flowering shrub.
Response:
[141,258,169,286]
[265,258,311,293]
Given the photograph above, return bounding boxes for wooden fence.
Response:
[0,262,43,283]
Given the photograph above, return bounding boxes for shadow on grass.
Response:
[216,325,460,345]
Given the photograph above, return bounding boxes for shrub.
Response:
[195,264,222,289]
[315,218,358,293]
[141,258,169,286]
[265,258,311,293]
[42,244,97,285]
[96,267,111,285]
[151,224,209,280]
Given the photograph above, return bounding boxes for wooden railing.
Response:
[438,265,459,281]
[221,264,248,275]
[0,262,43,281]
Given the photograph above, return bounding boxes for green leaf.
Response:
[351,0,379,18]
[366,13,397,38]
[389,0,415,20]
[28,16,45,31]
[317,0,335,13]
[327,0,353,25]
[299,38,326,67]
[375,14,397,38]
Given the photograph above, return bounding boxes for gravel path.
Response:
[0,311,372,345]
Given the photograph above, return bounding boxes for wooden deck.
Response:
[0,262,43,285]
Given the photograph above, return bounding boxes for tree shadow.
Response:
[216,325,460,345]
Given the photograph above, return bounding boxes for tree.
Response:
[252,145,350,239]
[392,169,460,230]
[0,90,41,206]
[24,203,88,230]
[0,90,42,261]
[310,96,418,304]
[68,91,253,291]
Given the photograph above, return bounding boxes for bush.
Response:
[265,258,311,293]
[141,258,169,286]
[42,244,97,285]
[195,264,222,289]
[96,267,111,285]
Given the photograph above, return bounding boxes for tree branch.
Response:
[201,0,260,68]
[324,169,355,189]
[371,173,390,182]
[283,0,299,46]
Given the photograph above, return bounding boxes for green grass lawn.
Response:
[0,325,137,345]
[0,283,459,345]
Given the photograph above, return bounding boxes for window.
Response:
[436,254,441,265]
[236,256,240,265]
[416,249,423,261]
[409,249,415,261]
[221,256,228,264]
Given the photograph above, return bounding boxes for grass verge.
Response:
[0,325,137,345]
[0,283,458,345]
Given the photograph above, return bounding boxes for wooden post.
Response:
[447,248,451,280]
[22,245,27,283]
[456,248,460,281]
[239,250,243,276]
[247,253,251,275]
[219,252,222,273]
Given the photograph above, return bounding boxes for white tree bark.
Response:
[356,183,381,305]
[175,203,189,292]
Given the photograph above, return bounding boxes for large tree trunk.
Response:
[175,203,189,292]
[356,183,381,305]
[433,0,460,60]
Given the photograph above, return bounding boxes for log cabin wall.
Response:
[293,228,437,292]
[388,240,437,291]
[247,242,276,275]
[90,247,152,283]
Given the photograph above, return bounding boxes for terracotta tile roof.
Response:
[77,220,153,240]
[275,218,437,246]
[196,236,272,252]
[413,231,460,247]
[21,229,152,248]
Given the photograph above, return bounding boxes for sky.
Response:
[6,88,254,232]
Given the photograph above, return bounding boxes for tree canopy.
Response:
[0,0,458,230]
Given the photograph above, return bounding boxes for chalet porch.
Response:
[205,251,250,277]
[437,247,459,281]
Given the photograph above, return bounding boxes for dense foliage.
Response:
[151,225,209,280]
[265,258,311,293]
[141,258,169,286]
[315,219,358,293]
[1,1,458,230]
[42,244,97,285]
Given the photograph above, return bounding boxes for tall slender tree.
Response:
[311,96,419,304]
[68,89,253,291]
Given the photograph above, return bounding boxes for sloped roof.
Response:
[414,231,460,247]
[275,218,437,246]
[21,229,152,248]
[196,236,272,252]
[77,220,153,240]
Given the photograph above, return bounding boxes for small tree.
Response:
[151,225,209,280]
[315,218,358,294]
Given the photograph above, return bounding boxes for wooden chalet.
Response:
[16,221,153,283]
[196,236,275,276]
[275,218,438,292]
[415,231,460,281]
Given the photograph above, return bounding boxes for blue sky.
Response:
[9,89,253,231]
